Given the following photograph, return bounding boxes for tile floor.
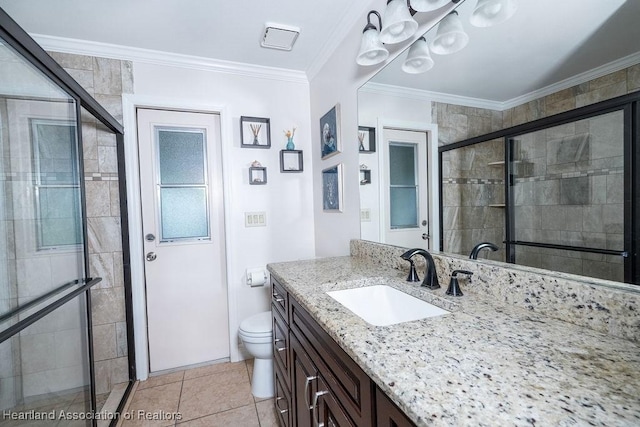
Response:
[118,360,278,427]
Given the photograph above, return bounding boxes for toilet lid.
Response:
[239,311,272,334]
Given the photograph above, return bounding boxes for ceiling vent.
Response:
[261,23,300,51]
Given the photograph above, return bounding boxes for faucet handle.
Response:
[452,270,473,277]
[446,270,473,297]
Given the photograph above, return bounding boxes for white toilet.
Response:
[238,311,274,398]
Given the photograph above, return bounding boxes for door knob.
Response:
[146,252,157,261]
[422,233,430,240]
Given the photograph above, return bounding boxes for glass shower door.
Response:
[507,109,627,281]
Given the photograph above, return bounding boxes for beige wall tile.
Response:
[93,324,117,361]
[86,181,111,217]
[94,58,123,96]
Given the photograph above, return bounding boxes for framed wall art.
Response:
[322,163,343,212]
[240,116,271,148]
[320,104,341,159]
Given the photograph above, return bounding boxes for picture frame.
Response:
[280,150,303,172]
[322,163,343,212]
[358,126,376,153]
[320,104,341,159]
[240,116,271,148]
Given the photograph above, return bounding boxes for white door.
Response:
[137,108,229,372]
[381,128,430,249]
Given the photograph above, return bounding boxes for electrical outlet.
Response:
[360,208,371,222]
[245,211,266,227]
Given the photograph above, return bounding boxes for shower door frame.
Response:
[0,6,136,425]
[439,91,639,285]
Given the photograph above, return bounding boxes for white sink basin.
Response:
[326,285,449,326]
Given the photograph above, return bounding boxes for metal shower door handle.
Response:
[146,252,157,261]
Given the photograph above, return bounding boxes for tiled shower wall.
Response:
[512,111,625,281]
[48,51,133,400]
[435,64,639,277]
[441,137,504,261]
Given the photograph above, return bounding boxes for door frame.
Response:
[376,119,440,251]
[123,95,235,380]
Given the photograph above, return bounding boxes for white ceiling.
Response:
[1,0,639,104]
[0,0,372,74]
[370,0,640,104]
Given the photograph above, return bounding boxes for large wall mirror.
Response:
[357,0,640,285]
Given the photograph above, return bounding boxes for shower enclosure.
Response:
[1,8,133,426]
[440,92,639,285]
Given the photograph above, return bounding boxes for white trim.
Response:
[306,1,373,81]
[362,82,504,111]
[363,52,640,112]
[375,119,440,252]
[122,95,237,380]
[502,51,640,110]
[33,34,308,84]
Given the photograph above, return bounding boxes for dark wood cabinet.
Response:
[375,386,415,427]
[271,277,416,427]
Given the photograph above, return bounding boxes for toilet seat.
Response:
[239,311,272,337]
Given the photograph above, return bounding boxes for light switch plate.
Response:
[360,208,371,222]
[245,211,266,227]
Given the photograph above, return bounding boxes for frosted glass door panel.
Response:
[158,129,206,185]
[160,188,208,241]
[390,188,418,228]
[389,143,418,229]
[155,126,210,242]
[390,144,416,185]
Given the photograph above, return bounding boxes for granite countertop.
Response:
[267,256,640,427]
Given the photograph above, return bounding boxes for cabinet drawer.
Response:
[290,298,373,427]
[271,278,288,320]
[272,307,290,390]
[274,367,292,427]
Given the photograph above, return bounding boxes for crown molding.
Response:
[306,1,372,81]
[32,34,309,84]
[363,52,640,111]
[501,51,640,110]
[360,82,504,110]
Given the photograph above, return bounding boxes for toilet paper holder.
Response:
[246,268,268,287]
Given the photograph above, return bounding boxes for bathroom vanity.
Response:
[268,241,640,426]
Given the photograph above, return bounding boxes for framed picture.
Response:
[320,104,341,159]
[241,116,271,148]
[358,126,376,153]
[322,163,342,212]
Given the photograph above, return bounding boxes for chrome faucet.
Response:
[400,248,440,290]
[469,242,499,260]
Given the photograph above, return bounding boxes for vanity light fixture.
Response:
[356,11,390,66]
[411,0,450,12]
[469,0,517,27]
[379,0,419,44]
[429,11,469,55]
[402,37,434,73]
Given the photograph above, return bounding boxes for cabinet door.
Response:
[316,377,357,427]
[291,333,317,426]
[375,387,416,427]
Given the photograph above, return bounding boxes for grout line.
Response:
[174,378,185,427]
